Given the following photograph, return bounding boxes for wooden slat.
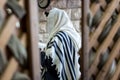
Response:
[111,60,120,80]
[96,18,120,55]
[88,13,120,78]
[99,0,107,10]
[0,0,25,50]
[116,3,120,13]
[0,0,24,14]
[90,3,100,16]
[0,15,18,66]
[0,1,6,9]
[0,0,7,17]
[1,58,18,80]
[0,0,25,65]
[115,50,120,61]
[81,0,89,80]
[19,0,25,8]
[0,2,25,77]
[109,40,114,50]
[0,33,27,80]
[25,0,41,80]
[90,0,108,17]
[96,38,120,80]
[0,1,27,80]
[0,16,18,50]
[20,33,27,47]
[89,0,119,49]
[90,3,101,49]
[0,0,25,22]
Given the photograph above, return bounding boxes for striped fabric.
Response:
[41,31,80,80]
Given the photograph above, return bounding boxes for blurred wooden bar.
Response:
[81,0,89,80]
[25,0,41,80]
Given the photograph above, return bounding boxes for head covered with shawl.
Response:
[43,8,81,80]
[46,8,81,50]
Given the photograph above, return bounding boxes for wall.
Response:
[38,0,81,43]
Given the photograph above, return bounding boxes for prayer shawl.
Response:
[41,8,81,80]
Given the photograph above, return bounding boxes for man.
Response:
[39,0,81,80]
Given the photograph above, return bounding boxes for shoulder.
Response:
[54,31,69,41]
[47,31,69,48]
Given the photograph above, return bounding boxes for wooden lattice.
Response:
[0,0,40,80]
[87,0,120,80]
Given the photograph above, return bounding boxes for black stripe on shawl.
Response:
[46,31,77,80]
[60,31,76,65]
[57,31,76,78]
[53,41,68,80]
[55,31,76,80]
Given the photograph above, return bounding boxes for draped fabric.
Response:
[41,8,81,80]
[46,8,81,50]
[41,31,81,80]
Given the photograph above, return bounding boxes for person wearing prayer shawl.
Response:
[40,7,81,80]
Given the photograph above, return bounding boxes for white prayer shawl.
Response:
[44,8,81,80]
[46,8,81,50]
